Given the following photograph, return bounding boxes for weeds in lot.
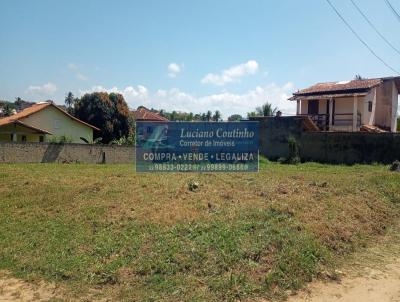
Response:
[0,162,399,301]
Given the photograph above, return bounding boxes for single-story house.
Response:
[0,101,99,143]
[289,77,399,132]
[133,106,169,122]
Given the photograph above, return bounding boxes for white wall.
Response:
[21,106,94,143]
[375,80,397,131]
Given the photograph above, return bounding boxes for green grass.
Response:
[0,162,399,301]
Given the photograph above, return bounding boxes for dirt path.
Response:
[288,226,400,302]
[287,259,400,302]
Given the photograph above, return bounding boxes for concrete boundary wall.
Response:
[0,142,134,164]
[300,132,400,164]
[256,117,400,164]
[1,121,399,165]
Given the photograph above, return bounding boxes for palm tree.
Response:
[65,92,75,112]
[206,110,212,121]
[256,102,278,116]
[212,110,221,121]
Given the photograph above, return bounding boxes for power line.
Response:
[325,0,400,75]
[350,0,400,56]
[385,0,400,23]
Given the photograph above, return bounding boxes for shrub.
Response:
[110,133,135,146]
[286,136,301,164]
[48,135,73,144]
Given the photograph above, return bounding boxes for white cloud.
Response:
[155,89,167,97]
[80,85,149,101]
[67,63,78,70]
[80,82,295,117]
[167,63,182,78]
[201,60,259,86]
[76,73,88,81]
[27,83,57,96]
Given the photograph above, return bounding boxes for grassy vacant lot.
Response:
[0,161,399,301]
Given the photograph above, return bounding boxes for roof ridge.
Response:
[293,78,383,97]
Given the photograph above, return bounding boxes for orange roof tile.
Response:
[291,78,383,99]
[0,102,100,130]
[133,106,169,121]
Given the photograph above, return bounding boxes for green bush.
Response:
[286,136,300,164]
[48,135,73,144]
[110,133,135,145]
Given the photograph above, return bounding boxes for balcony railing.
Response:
[302,113,361,131]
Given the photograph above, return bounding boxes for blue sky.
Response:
[0,0,399,117]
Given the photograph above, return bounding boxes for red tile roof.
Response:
[292,78,382,97]
[133,106,169,121]
[0,102,100,130]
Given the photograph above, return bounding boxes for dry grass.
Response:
[0,162,399,301]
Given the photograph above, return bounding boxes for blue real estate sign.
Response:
[136,121,259,172]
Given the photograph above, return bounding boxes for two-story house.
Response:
[289,77,399,132]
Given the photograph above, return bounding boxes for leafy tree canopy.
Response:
[228,114,243,121]
[212,110,221,121]
[74,92,131,143]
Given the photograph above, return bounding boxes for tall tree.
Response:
[170,111,178,121]
[65,92,75,113]
[256,102,278,116]
[206,110,212,121]
[74,92,131,143]
[212,110,221,121]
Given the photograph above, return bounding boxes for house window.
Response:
[21,135,27,142]
[54,119,61,129]
[368,101,373,112]
[10,134,13,141]
[39,136,44,142]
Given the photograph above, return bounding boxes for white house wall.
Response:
[375,80,396,130]
[362,88,376,126]
[300,100,308,115]
[21,106,94,143]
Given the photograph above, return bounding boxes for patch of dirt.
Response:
[0,271,59,301]
[287,226,400,302]
[287,260,400,302]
